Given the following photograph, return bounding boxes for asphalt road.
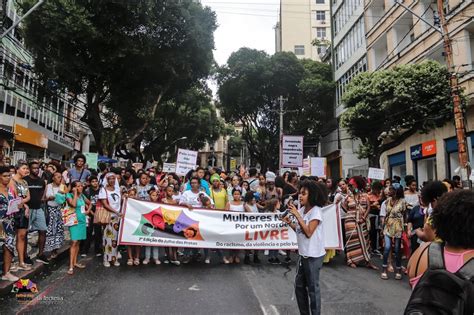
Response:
[0,251,411,315]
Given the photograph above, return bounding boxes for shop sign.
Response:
[422,140,436,157]
[410,144,422,160]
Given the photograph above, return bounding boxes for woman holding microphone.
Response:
[281,180,327,315]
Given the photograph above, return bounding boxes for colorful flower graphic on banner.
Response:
[133,206,203,240]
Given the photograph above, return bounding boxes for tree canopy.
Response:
[20,0,217,156]
[217,48,334,170]
[341,60,454,167]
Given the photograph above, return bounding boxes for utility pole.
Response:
[437,0,470,188]
[278,95,288,170]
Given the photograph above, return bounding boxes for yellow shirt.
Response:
[210,188,227,210]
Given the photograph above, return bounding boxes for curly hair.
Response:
[349,176,366,192]
[420,181,447,205]
[299,180,328,207]
[432,190,474,248]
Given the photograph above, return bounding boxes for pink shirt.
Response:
[410,249,474,288]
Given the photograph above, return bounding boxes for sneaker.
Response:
[244,255,250,265]
[134,258,140,266]
[24,257,34,265]
[103,261,111,267]
[204,258,211,264]
[223,257,230,264]
[155,259,161,265]
[164,259,170,264]
[96,253,103,257]
[1,273,19,282]
[18,263,32,271]
[114,261,120,267]
[117,252,122,260]
[81,253,87,258]
[171,260,181,266]
[254,255,261,264]
[264,250,269,256]
[127,259,133,266]
[142,259,150,265]
[9,264,19,272]
[278,250,287,256]
[36,255,50,265]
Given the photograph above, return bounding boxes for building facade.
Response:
[365,0,474,183]
[319,0,369,179]
[276,0,332,61]
[1,0,89,163]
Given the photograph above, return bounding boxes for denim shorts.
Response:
[29,208,48,231]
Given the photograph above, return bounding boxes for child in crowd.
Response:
[143,188,161,265]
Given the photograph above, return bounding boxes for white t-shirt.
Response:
[46,183,61,207]
[380,200,388,217]
[99,187,122,212]
[179,190,213,208]
[229,203,245,212]
[296,206,326,258]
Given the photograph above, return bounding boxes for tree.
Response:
[136,85,224,164]
[341,61,454,167]
[217,48,334,170]
[20,0,217,155]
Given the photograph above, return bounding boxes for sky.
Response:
[200,0,280,66]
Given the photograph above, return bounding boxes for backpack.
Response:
[404,242,474,315]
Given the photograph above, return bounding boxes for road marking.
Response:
[245,268,280,315]
[188,284,200,291]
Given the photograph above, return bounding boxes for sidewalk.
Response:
[0,231,71,295]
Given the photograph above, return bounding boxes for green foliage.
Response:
[141,85,224,163]
[19,0,217,155]
[217,48,335,170]
[341,60,453,166]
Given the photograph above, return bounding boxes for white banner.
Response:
[368,167,385,180]
[176,149,198,176]
[281,135,304,167]
[310,157,327,177]
[119,199,343,250]
[162,163,176,173]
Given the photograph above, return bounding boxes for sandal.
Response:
[67,268,74,275]
[381,272,388,280]
[387,265,394,273]
[134,258,140,266]
[127,259,133,266]
[74,263,86,269]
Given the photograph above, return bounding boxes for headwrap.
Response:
[210,174,221,183]
[105,172,120,189]
[265,171,276,183]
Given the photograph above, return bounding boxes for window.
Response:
[317,46,327,55]
[316,27,326,38]
[294,45,305,55]
[316,0,325,3]
[316,11,326,21]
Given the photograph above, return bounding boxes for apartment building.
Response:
[276,0,332,61]
[0,0,90,163]
[365,0,474,183]
[319,0,369,178]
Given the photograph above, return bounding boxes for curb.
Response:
[0,243,71,296]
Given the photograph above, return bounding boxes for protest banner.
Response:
[368,167,385,180]
[176,149,198,176]
[281,135,304,167]
[84,152,98,169]
[119,199,343,250]
[163,163,176,173]
[310,157,327,178]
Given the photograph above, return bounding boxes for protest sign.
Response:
[163,163,176,173]
[368,167,385,180]
[84,152,98,169]
[175,149,198,176]
[310,157,327,177]
[281,136,304,167]
[119,199,343,250]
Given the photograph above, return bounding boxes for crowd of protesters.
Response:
[1,153,473,313]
